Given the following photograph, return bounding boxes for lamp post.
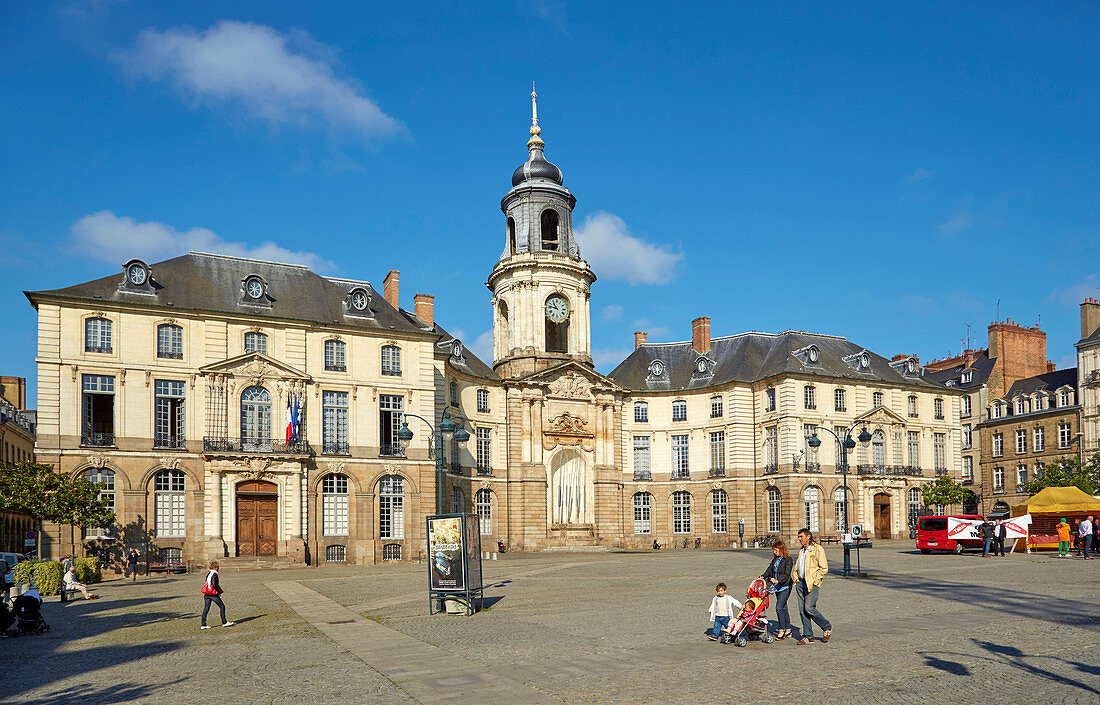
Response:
[807,424,872,577]
[397,410,470,514]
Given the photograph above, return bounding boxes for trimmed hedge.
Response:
[13,560,63,596]
[74,556,102,584]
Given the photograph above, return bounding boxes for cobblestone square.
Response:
[6,543,1100,705]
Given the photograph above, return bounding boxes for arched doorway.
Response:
[963,490,979,515]
[873,492,892,538]
[550,449,588,525]
[237,480,278,556]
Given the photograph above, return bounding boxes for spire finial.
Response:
[527,83,544,150]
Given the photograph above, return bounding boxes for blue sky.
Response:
[2,2,1099,407]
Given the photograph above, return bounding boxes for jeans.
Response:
[712,615,730,639]
[795,580,831,639]
[982,537,992,557]
[773,587,791,631]
[202,595,227,626]
[1083,535,1094,559]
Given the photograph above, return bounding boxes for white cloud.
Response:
[592,347,632,370]
[119,21,403,140]
[574,212,682,285]
[469,330,494,363]
[600,304,624,322]
[938,212,972,235]
[70,210,335,271]
[1055,274,1100,307]
[632,319,673,339]
[904,168,935,185]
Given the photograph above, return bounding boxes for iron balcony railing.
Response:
[633,470,652,481]
[856,464,923,477]
[203,437,312,455]
[81,432,115,447]
[322,441,350,456]
[379,443,405,457]
[804,462,822,473]
[709,467,725,478]
[85,345,112,354]
[153,434,186,450]
[763,464,779,475]
[476,464,494,477]
[935,467,948,476]
[157,350,183,360]
[449,461,464,475]
[671,470,691,480]
[993,487,1006,494]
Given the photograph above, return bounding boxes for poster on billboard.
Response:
[464,514,482,591]
[1002,514,1032,539]
[428,515,465,592]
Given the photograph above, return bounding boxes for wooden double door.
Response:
[873,493,892,539]
[237,480,278,556]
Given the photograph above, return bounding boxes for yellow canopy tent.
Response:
[1011,486,1100,551]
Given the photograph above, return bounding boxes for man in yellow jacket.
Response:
[792,528,832,645]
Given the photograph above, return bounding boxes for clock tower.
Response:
[488,90,596,379]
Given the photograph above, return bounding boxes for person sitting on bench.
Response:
[63,566,98,600]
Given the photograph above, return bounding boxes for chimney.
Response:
[634,331,647,350]
[414,293,434,328]
[987,318,1048,398]
[1082,297,1100,339]
[383,270,399,310]
[692,316,711,354]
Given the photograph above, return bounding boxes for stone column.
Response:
[289,466,303,539]
[521,395,532,464]
[532,395,544,464]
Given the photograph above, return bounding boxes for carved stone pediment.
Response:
[543,412,595,452]
[548,372,593,399]
[199,352,311,387]
[235,457,274,480]
[854,405,907,425]
[88,454,110,469]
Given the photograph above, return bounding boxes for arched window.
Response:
[85,317,112,353]
[766,487,781,534]
[85,467,115,538]
[934,397,945,419]
[711,489,728,533]
[672,491,691,534]
[244,331,267,354]
[322,474,349,536]
[507,216,517,254]
[634,401,648,423]
[381,345,401,376]
[540,209,560,251]
[477,389,490,413]
[872,391,884,408]
[379,475,404,539]
[240,386,272,451]
[498,301,510,355]
[633,492,652,534]
[835,388,847,412]
[907,487,922,529]
[476,489,492,534]
[872,430,886,469]
[803,486,820,532]
[672,400,687,422]
[451,486,463,513]
[1059,388,1072,407]
[834,487,848,532]
[154,469,186,538]
[157,324,183,359]
[324,339,346,372]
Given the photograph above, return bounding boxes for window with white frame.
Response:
[963,456,974,481]
[379,395,404,456]
[1015,429,1026,454]
[1034,394,1044,411]
[82,374,115,446]
[85,317,112,353]
[893,431,904,465]
[672,434,689,479]
[633,492,652,534]
[993,466,1004,491]
[962,424,972,449]
[324,339,346,372]
[834,487,848,532]
[381,345,401,376]
[872,391,884,409]
[634,401,648,423]
[476,427,492,472]
[154,469,186,538]
[765,426,778,468]
[908,396,918,417]
[803,424,818,464]
[85,467,115,538]
[765,388,776,412]
[1060,389,1073,406]
[153,380,185,449]
[992,433,1003,457]
[907,431,920,467]
[934,504,946,516]
[1034,426,1044,451]
[1016,464,1027,488]
[378,475,404,539]
[710,431,725,472]
[672,491,691,534]
[322,473,349,536]
[476,489,492,534]
[835,388,846,412]
[633,436,650,478]
[1058,423,1071,448]
[961,395,972,417]
[804,385,816,410]
[934,398,944,419]
[710,396,723,418]
[933,433,945,472]
[767,487,782,533]
[992,403,1003,419]
[322,391,349,455]
[711,489,727,533]
[477,389,490,413]
[907,488,921,529]
[803,486,820,532]
[157,324,183,359]
[672,400,687,422]
[244,331,267,354]
[961,370,972,384]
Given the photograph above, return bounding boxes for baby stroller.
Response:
[13,591,49,636]
[720,579,774,647]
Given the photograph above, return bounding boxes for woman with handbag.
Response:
[759,539,795,639]
[200,561,234,630]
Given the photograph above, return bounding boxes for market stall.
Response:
[1011,486,1100,552]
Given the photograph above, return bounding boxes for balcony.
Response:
[85,345,112,354]
[153,434,186,450]
[322,441,350,456]
[1015,484,1028,493]
[633,470,652,481]
[325,364,347,373]
[379,443,406,458]
[763,464,779,475]
[856,464,923,477]
[671,471,691,480]
[709,467,725,478]
[475,464,494,477]
[962,478,974,485]
[157,350,183,360]
[993,487,1005,495]
[804,462,821,473]
[935,467,948,476]
[449,461,464,475]
[203,437,312,456]
[81,432,116,447]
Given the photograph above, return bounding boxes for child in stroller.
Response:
[720,579,775,647]
[12,590,50,636]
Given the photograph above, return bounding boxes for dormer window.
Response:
[961,370,972,384]
[906,358,917,374]
[1059,388,1073,407]
[859,352,871,370]
[347,287,370,313]
[648,360,665,378]
[452,340,464,360]
[244,276,265,300]
[126,260,148,285]
[119,258,154,294]
[695,358,709,374]
[807,346,819,364]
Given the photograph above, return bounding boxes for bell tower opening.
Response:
[546,317,568,353]
[507,216,517,255]
[540,209,560,251]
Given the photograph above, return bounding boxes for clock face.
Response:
[545,295,570,323]
[696,359,707,374]
[128,265,146,285]
[246,279,264,299]
[351,291,368,311]
[650,360,664,377]
[807,346,819,363]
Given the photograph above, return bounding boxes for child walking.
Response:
[706,582,742,641]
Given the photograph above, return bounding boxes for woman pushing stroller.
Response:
[759,539,794,639]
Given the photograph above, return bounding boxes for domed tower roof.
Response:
[511,87,564,187]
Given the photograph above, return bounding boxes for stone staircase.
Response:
[216,556,302,572]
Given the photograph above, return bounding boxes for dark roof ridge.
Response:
[188,250,310,270]
[638,329,847,349]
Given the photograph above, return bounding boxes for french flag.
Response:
[285,394,297,443]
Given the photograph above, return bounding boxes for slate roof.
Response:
[1077,325,1100,347]
[1002,368,1078,399]
[431,323,498,381]
[607,330,944,392]
[921,350,996,390]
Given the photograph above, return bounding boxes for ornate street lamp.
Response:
[807,424,871,576]
[398,411,469,513]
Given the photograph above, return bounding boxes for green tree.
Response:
[921,475,970,509]
[0,461,115,558]
[1022,453,1100,496]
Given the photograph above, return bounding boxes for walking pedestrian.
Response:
[793,528,831,645]
[200,561,234,629]
[1056,518,1072,557]
[992,519,1007,557]
[127,550,139,581]
[1080,516,1095,560]
[978,518,995,558]
[759,539,794,639]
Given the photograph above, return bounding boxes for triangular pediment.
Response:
[512,361,626,396]
[199,352,311,382]
[853,405,907,425]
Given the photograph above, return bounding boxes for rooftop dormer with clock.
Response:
[487,89,596,379]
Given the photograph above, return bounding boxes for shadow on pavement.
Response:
[918,640,1100,695]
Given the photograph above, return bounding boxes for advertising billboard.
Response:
[428,515,465,591]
